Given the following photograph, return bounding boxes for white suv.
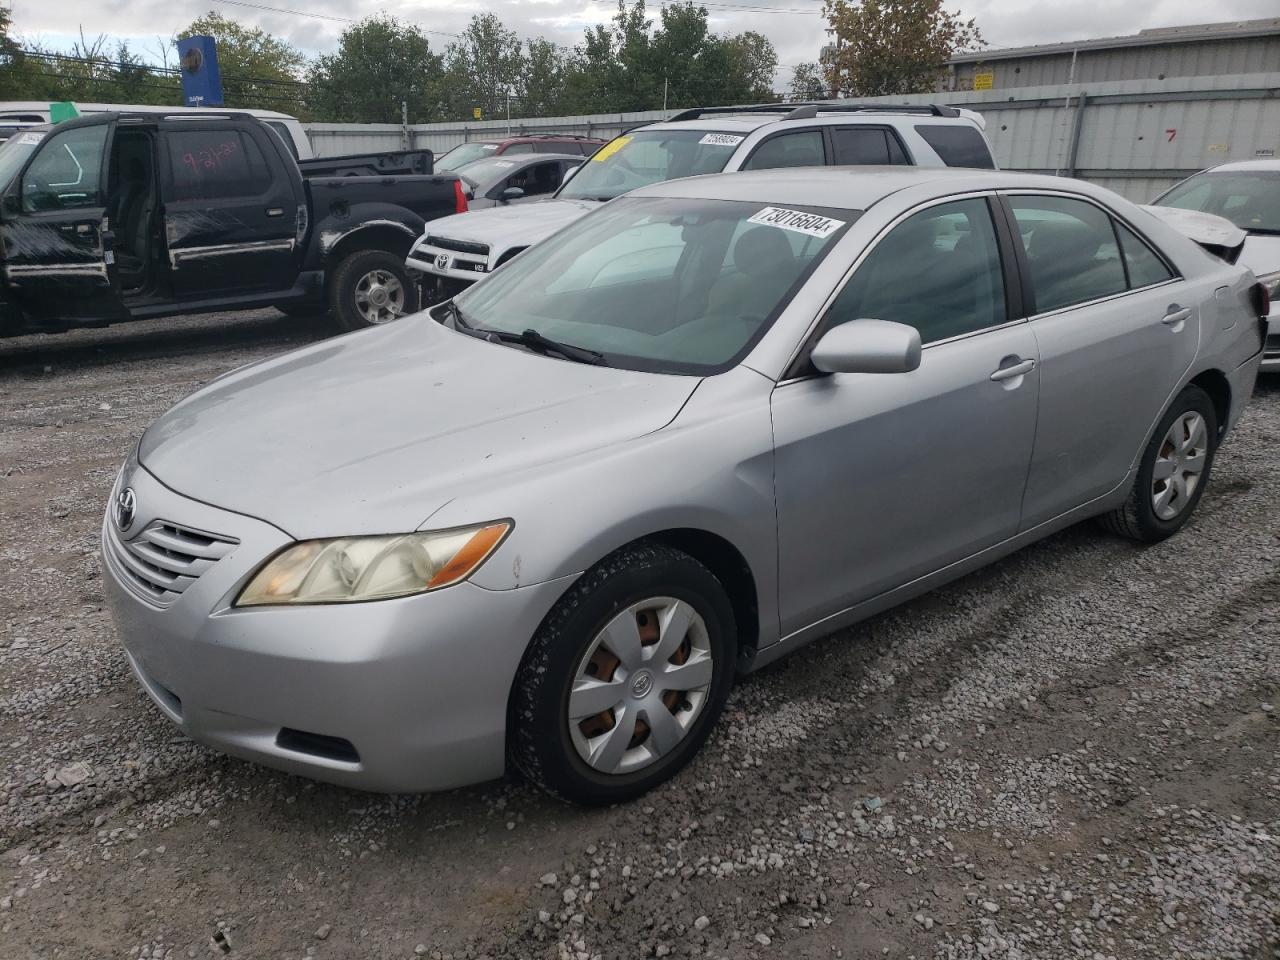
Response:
[406,103,995,303]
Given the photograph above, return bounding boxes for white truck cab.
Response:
[406,102,994,303]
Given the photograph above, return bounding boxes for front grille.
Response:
[1266,333,1280,358]
[106,519,237,607]
[424,235,489,257]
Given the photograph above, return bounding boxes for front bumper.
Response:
[101,465,574,793]
[1262,306,1279,371]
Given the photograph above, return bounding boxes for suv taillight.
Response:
[454,179,468,215]
[1252,280,1271,320]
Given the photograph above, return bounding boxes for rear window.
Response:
[167,130,273,201]
[913,124,995,169]
[831,126,910,166]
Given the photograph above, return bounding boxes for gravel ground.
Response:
[1,309,1277,960]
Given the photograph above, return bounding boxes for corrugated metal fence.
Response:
[303,72,1280,202]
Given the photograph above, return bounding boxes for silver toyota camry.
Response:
[103,168,1267,805]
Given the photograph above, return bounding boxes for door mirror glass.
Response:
[501,185,525,202]
[811,319,921,374]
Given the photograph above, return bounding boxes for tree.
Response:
[308,16,444,123]
[177,12,307,113]
[518,39,570,118]
[788,61,829,101]
[442,14,523,121]
[823,0,983,97]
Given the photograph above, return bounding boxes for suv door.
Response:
[1002,192,1196,527]
[0,121,129,321]
[159,120,302,299]
[771,195,1038,633]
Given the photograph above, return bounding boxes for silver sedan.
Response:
[102,168,1267,805]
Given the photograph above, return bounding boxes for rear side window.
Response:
[830,127,909,166]
[742,130,826,171]
[914,124,995,169]
[1114,221,1174,288]
[500,143,535,156]
[167,131,272,201]
[1009,196,1127,312]
[265,121,299,159]
[827,197,1006,344]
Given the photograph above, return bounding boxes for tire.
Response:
[328,249,419,332]
[1100,385,1218,543]
[509,543,737,806]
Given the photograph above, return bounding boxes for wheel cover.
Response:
[567,597,714,776]
[1151,411,1208,521]
[353,269,406,324]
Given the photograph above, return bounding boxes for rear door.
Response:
[1003,192,1198,527]
[0,122,128,321]
[159,119,302,298]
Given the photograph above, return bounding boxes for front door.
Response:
[159,122,301,299]
[771,196,1040,635]
[0,123,128,322]
[1003,193,1201,527]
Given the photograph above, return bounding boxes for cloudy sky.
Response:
[19,0,1280,89]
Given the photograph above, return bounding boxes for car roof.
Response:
[1197,159,1280,174]
[627,167,1098,212]
[639,106,985,135]
[0,100,298,121]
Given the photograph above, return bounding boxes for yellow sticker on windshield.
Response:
[591,136,632,162]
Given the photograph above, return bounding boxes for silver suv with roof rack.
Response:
[406,102,996,304]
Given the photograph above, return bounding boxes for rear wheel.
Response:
[328,249,419,332]
[509,543,736,805]
[1100,385,1218,543]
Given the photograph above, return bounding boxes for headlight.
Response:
[235,521,511,606]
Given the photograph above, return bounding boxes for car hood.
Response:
[423,198,600,252]
[1238,233,1280,279]
[138,314,699,539]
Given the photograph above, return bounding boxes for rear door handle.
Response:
[990,358,1037,381]
[265,207,284,218]
[1162,307,1192,326]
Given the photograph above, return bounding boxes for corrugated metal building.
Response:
[947,18,1280,91]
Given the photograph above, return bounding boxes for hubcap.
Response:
[353,269,406,324]
[1151,411,1208,521]
[567,597,713,776]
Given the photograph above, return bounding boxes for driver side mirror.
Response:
[500,186,525,203]
[810,319,922,375]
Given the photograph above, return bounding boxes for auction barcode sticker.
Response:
[747,207,845,239]
[699,133,744,146]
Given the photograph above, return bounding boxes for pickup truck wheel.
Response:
[329,250,419,332]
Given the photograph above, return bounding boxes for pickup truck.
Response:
[0,111,468,336]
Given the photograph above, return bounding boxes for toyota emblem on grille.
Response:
[436,253,450,269]
[114,487,137,531]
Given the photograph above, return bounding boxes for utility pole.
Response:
[663,76,668,112]
[506,88,511,135]
[400,100,410,150]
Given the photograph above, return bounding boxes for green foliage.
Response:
[788,61,830,101]
[823,0,983,97]
[307,16,444,122]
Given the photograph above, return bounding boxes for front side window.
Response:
[22,125,108,212]
[830,127,908,166]
[1156,171,1280,234]
[826,197,1006,344]
[913,124,995,169]
[558,130,741,202]
[452,197,856,373]
[505,160,562,198]
[742,131,826,171]
[166,130,272,202]
[1009,196,1127,313]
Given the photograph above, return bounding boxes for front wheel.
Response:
[1100,385,1218,543]
[509,543,737,806]
[328,249,419,332]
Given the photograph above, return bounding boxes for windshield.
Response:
[0,131,43,191]
[451,196,855,374]
[435,142,499,172]
[1157,171,1280,234]
[557,129,743,202]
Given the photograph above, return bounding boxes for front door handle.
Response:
[1162,306,1192,326]
[990,357,1037,382]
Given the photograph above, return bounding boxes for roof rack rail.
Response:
[666,102,961,122]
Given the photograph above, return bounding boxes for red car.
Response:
[435,134,605,172]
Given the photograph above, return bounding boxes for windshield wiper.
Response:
[485,327,607,365]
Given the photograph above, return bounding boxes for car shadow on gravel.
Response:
[0,309,328,374]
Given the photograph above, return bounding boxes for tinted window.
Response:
[505,160,562,198]
[266,121,298,159]
[1115,221,1174,288]
[1010,196,1127,313]
[743,130,826,171]
[532,141,571,153]
[22,124,107,211]
[501,143,535,155]
[167,131,272,201]
[913,124,995,169]
[828,197,1005,344]
[831,127,908,165]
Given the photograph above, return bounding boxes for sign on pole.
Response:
[177,36,224,107]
